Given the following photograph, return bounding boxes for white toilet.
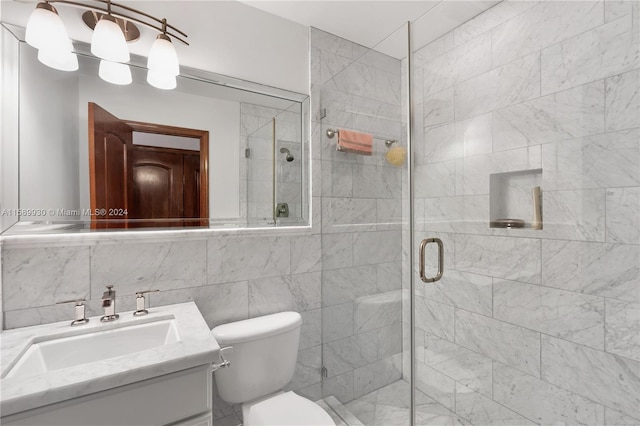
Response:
[212,311,336,426]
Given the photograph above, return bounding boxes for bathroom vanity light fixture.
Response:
[24,0,188,89]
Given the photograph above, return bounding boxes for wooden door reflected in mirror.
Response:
[88,102,209,228]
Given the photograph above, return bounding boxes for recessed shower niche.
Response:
[489,169,543,229]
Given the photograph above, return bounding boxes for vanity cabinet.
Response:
[1,364,212,426]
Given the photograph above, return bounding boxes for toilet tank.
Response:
[211,311,302,404]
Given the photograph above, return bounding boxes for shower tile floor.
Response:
[342,380,469,426]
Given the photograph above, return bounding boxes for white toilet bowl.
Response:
[211,312,335,426]
[242,391,334,426]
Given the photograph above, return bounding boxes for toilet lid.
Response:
[244,391,336,426]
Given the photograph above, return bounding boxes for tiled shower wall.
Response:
[413,1,640,424]
[310,28,406,404]
[239,103,303,224]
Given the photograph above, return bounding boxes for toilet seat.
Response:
[243,391,336,426]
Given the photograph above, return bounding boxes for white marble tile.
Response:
[377,322,402,359]
[605,407,640,426]
[373,404,411,426]
[606,299,640,362]
[2,246,90,310]
[352,164,401,199]
[607,187,640,244]
[542,240,640,302]
[415,32,455,66]
[321,160,353,197]
[424,269,492,317]
[322,265,377,307]
[148,282,249,329]
[352,354,402,399]
[423,333,493,397]
[494,279,605,349]
[541,189,606,242]
[455,52,541,120]
[551,14,640,94]
[606,69,640,132]
[605,0,637,22]
[288,345,322,390]
[543,129,640,191]
[195,282,249,329]
[423,31,492,96]
[354,291,402,333]
[423,122,460,164]
[322,372,355,404]
[493,81,605,151]
[346,395,376,425]
[322,197,376,234]
[455,234,541,284]
[424,87,454,127]
[415,361,456,410]
[459,113,492,157]
[453,0,540,47]
[415,161,456,198]
[422,196,463,234]
[248,272,321,316]
[207,235,290,283]
[416,297,454,340]
[456,382,537,426]
[492,1,603,67]
[377,262,402,293]
[323,330,378,378]
[541,335,640,419]
[461,145,541,195]
[299,309,322,350]
[493,362,605,426]
[455,309,541,377]
[352,230,402,266]
[323,302,354,343]
[322,233,354,270]
[290,235,321,274]
[90,240,206,298]
[376,199,403,231]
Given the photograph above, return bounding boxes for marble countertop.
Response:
[0,302,219,417]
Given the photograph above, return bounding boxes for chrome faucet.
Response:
[100,285,119,322]
[57,298,89,326]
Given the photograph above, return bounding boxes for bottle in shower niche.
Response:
[531,186,542,230]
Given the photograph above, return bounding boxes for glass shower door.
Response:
[410,1,640,425]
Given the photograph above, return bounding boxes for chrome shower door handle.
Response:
[419,238,444,283]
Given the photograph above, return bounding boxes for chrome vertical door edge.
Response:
[419,238,444,283]
[406,20,416,426]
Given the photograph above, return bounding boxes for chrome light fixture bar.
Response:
[24,0,188,90]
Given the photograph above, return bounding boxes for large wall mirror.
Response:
[0,24,310,235]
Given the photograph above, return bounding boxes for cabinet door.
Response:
[173,412,213,426]
[2,365,212,426]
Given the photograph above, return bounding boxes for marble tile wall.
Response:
[412,1,640,424]
[310,27,405,405]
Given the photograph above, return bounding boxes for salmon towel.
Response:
[337,129,373,156]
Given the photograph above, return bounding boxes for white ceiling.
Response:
[239,0,500,58]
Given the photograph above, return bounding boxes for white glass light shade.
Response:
[99,60,132,85]
[91,16,130,62]
[38,47,78,72]
[25,3,70,53]
[147,35,179,76]
[146,69,177,90]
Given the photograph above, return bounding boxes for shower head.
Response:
[280,147,294,162]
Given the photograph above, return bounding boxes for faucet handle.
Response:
[56,298,89,326]
[133,289,160,316]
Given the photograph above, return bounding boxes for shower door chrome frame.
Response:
[406,20,417,426]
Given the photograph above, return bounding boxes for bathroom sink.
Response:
[5,318,180,379]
